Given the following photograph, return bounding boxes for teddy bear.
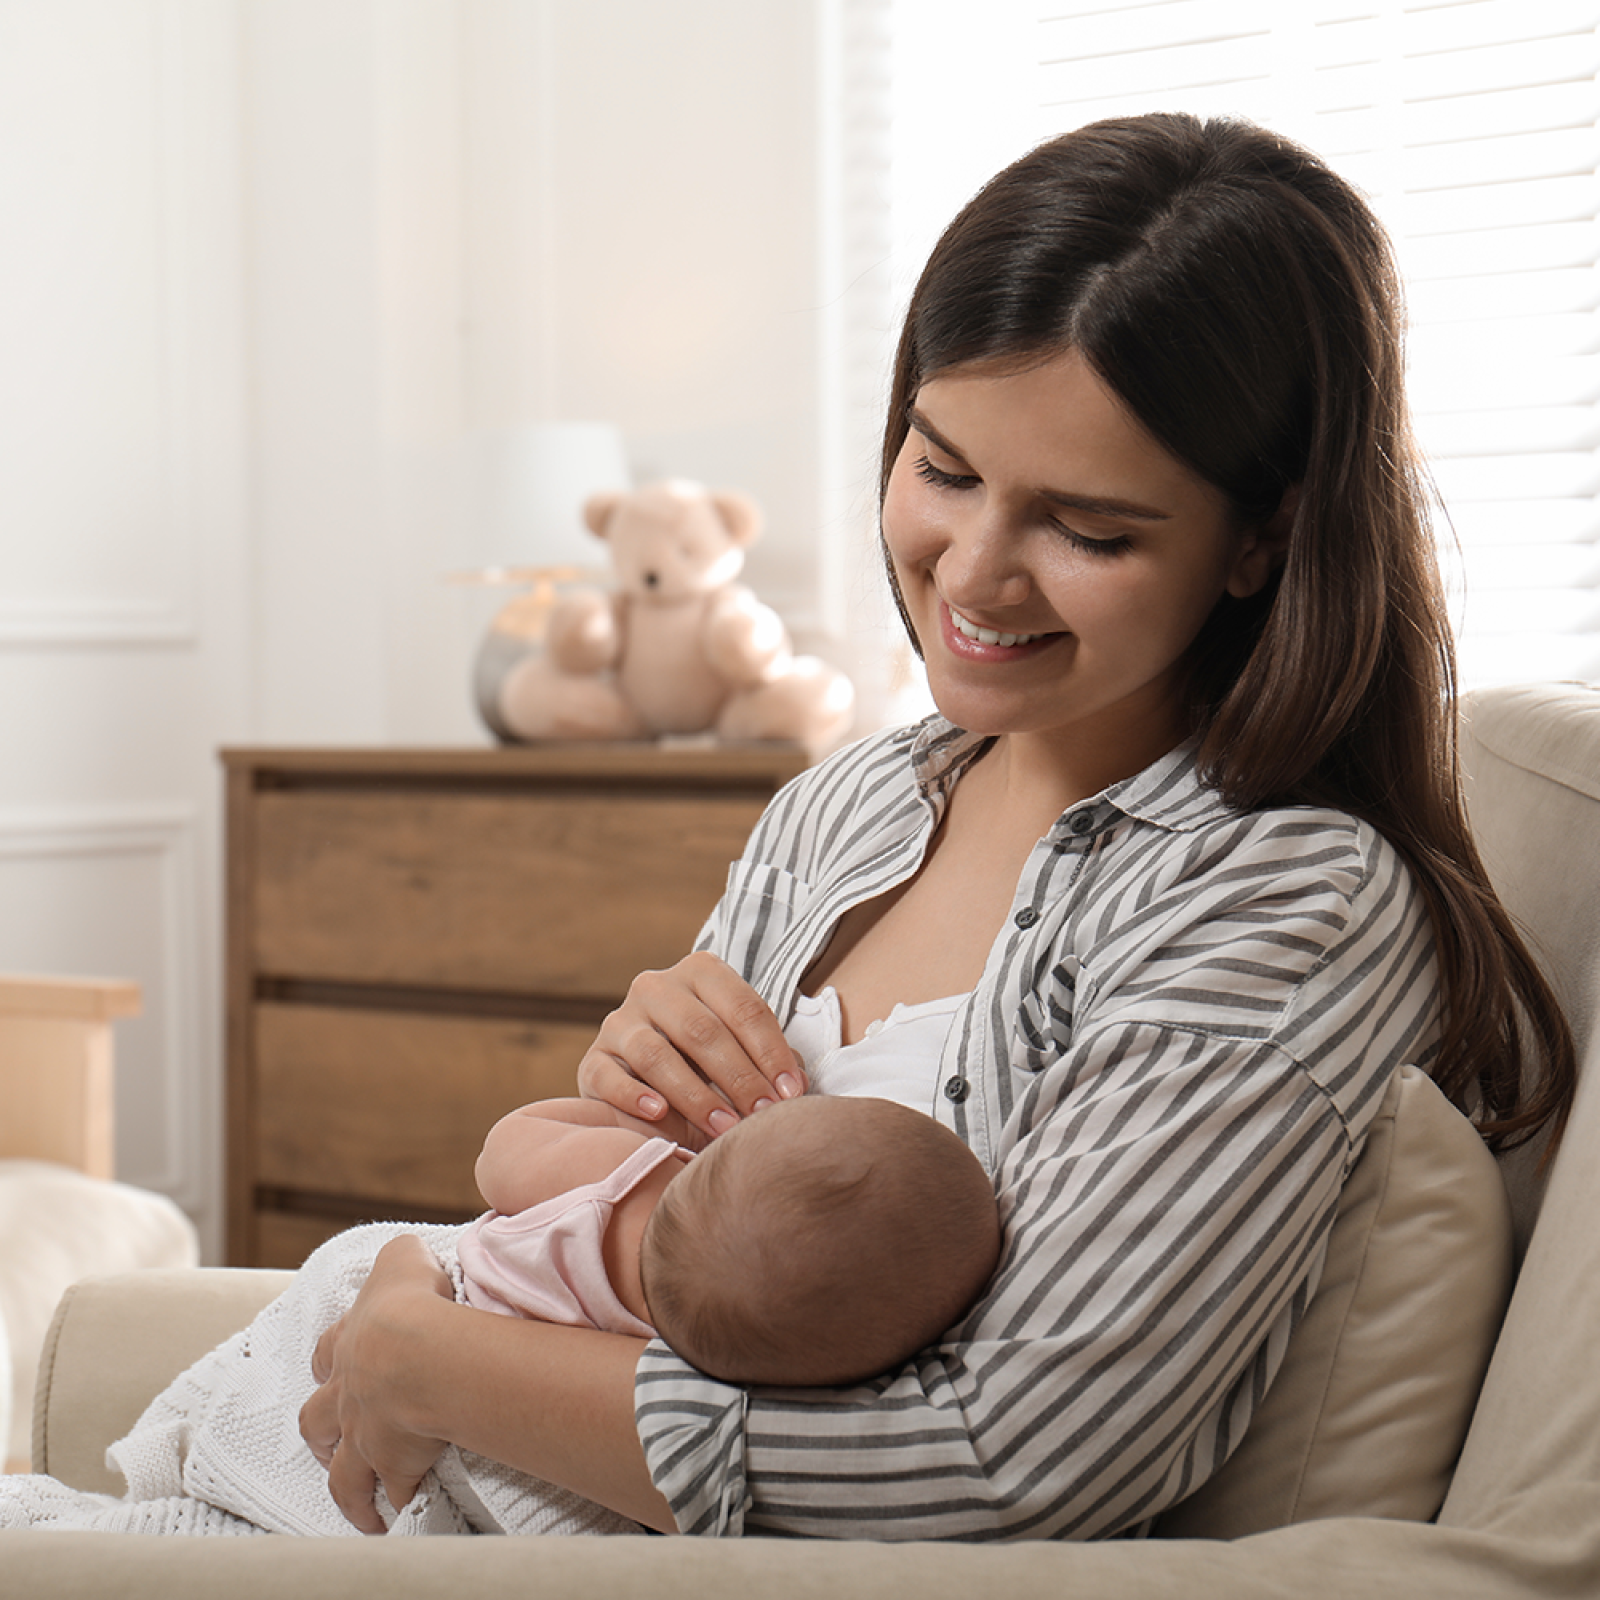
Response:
[482,479,855,749]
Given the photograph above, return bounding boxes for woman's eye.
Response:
[1049,519,1133,558]
[913,454,977,490]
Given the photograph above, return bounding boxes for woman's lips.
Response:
[942,602,1059,659]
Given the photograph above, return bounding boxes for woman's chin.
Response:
[922,642,1075,733]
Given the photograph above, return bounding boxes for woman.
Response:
[301,113,1575,1542]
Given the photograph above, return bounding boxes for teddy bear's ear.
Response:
[711,489,763,547]
[583,490,625,537]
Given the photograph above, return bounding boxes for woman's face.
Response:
[882,347,1279,771]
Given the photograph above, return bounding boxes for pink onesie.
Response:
[455,1136,685,1338]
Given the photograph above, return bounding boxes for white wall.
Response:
[0,0,251,1258]
[245,0,901,750]
[0,0,897,1257]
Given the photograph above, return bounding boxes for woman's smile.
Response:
[942,601,1058,655]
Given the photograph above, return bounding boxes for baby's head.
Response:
[639,1095,1001,1387]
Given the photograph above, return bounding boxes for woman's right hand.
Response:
[576,951,805,1148]
[300,1234,455,1533]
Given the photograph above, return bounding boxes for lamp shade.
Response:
[469,422,631,571]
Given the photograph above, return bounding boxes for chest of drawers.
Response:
[222,743,806,1266]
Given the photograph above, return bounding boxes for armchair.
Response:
[4,682,1600,1597]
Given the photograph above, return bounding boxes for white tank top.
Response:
[783,986,967,1115]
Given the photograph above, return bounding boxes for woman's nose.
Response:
[937,509,1031,611]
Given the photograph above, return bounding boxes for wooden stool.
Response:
[0,975,141,1180]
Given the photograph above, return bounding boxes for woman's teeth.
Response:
[950,607,1043,648]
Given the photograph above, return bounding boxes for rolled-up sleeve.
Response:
[635,1349,751,1534]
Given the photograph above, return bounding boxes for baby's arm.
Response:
[473,1097,656,1215]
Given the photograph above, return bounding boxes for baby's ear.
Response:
[1227,484,1297,598]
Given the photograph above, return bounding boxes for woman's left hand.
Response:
[299,1234,455,1534]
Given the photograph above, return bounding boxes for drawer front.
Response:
[253,1002,595,1214]
[252,788,756,996]
[253,1209,355,1271]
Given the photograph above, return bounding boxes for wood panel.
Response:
[252,788,757,996]
[254,1002,595,1213]
[253,1210,354,1271]
[224,743,808,1265]
[252,1205,487,1272]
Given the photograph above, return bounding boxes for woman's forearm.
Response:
[392,1290,675,1531]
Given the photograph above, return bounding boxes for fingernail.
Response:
[638,1093,666,1117]
[753,1097,774,1113]
[708,1108,737,1136]
[776,1074,801,1100]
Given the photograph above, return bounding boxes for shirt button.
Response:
[1014,906,1040,930]
[943,1076,971,1103]
[864,1018,884,1038]
[1068,809,1096,834]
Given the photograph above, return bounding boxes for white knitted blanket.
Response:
[0,1221,639,1538]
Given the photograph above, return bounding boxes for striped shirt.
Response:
[635,716,1441,1541]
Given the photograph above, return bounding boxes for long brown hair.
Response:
[882,112,1574,1150]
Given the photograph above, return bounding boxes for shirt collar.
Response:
[1101,738,1237,833]
[909,716,993,806]
[907,716,1237,835]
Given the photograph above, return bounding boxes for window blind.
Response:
[890,0,1600,688]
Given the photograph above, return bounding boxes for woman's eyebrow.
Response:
[1040,488,1172,523]
[906,406,971,466]
[906,405,1172,523]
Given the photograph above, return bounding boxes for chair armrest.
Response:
[33,1267,292,1493]
[6,1268,1558,1599]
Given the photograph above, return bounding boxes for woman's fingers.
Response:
[326,1438,387,1536]
[299,1361,341,1468]
[310,1315,343,1386]
[678,957,808,1108]
[298,1236,453,1534]
[577,953,805,1139]
[574,1051,703,1148]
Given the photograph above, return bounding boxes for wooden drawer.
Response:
[225,743,808,1265]
[253,1209,354,1271]
[252,1002,595,1214]
[252,788,756,996]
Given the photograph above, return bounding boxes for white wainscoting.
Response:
[0,807,216,1237]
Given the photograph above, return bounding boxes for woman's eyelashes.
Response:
[913,454,1133,559]
[1046,517,1133,558]
[913,453,977,490]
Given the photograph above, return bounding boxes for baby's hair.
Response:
[639,1095,1001,1387]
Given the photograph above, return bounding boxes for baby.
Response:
[466,1091,1002,1388]
[2,1093,1000,1538]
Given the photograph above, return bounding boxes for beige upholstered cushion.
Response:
[1155,1065,1514,1537]
[35,1268,293,1495]
[0,1160,198,1465]
[0,1295,10,1468]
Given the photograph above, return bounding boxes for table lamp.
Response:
[456,421,631,738]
